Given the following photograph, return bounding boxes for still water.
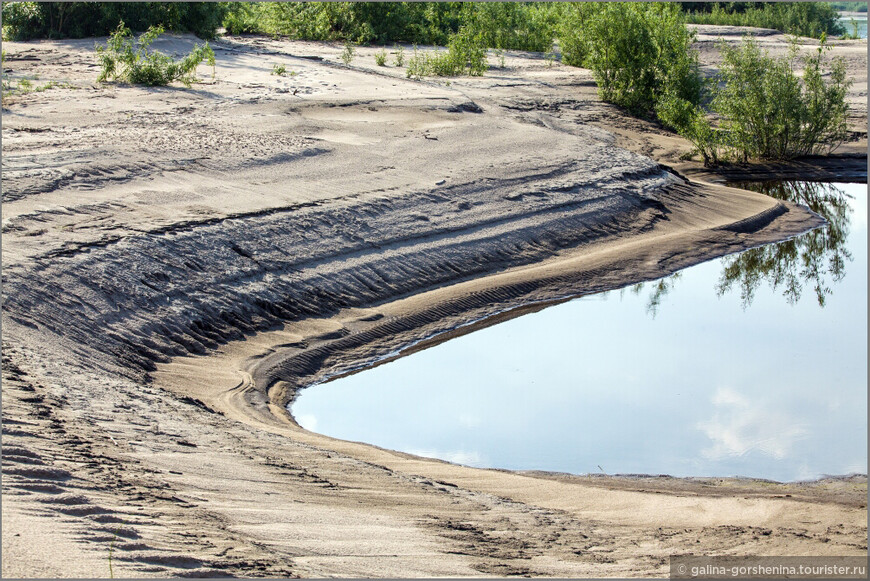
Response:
[839,13,868,39]
[293,182,867,482]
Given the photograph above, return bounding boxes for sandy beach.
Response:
[2,26,867,577]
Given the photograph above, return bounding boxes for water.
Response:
[838,13,868,38]
[292,182,867,482]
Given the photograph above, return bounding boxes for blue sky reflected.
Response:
[293,183,867,482]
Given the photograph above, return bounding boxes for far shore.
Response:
[2,26,867,578]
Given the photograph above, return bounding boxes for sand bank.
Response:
[2,28,866,577]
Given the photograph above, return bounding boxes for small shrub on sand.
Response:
[96,22,215,87]
[340,41,355,65]
[271,63,287,76]
[393,44,404,67]
[374,47,387,66]
[405,28,487,79]
[657,36,851,164]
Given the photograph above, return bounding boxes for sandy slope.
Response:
[2,28,867,578]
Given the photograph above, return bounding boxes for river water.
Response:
[838,13,868,39]
[293,182,867,482]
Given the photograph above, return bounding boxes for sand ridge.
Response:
[2,29,867,577]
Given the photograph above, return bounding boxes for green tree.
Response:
[2,2,226,40]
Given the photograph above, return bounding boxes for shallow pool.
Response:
[293,182,867,482]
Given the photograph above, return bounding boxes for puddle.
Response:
[292,182,867,482]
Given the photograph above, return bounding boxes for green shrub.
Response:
[257,2,463,45]
[684,2,845,38]
[374,47,387,66]
[271,63,287,76]
[405,27,488,79]
[577,3,701,116]
[393,44,405,67]
[655,91,722,166]
[340,41,355,65]
[557,2,594,67]
[713,36,850,160]
[2,2,226,40]
[223,2,265,36]
[659,36,851,165]
[96,23,215,87]
[223,2,556,52]
[456,2,556,53]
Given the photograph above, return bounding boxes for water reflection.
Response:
[292,183,866,482]
[719,181,853,307]
[634,180,855,310]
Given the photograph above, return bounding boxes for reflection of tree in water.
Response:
[625,181,853,314]
[628,273,683,317]
[717,181,852,308]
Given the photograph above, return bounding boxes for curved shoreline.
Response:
[155,179,822,462]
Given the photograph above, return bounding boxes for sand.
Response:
[2,27,867,578]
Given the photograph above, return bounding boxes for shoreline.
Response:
[2,29,867,578]
[154,179,845,487]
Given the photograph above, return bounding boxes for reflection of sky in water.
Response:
[293,183,867,482]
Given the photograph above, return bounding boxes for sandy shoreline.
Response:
[2,27,867,577]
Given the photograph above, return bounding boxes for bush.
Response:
[255,2,463,45]
[659,36,851,165]
[222,2,556,52]
[557,2,594,67]
[568,3,701,117]
[713,36,850,160]
[374,47,387,66]
[655,91,721,166]
[456,2,556,53]
[683,2,845,38]
[2,2,226,40]
[340,41,355,65]
[405,27,488,79]
[96,23,215,87]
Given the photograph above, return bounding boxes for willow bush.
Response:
[658,36,851,164]
[96,23,215,87]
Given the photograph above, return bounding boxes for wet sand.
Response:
[2,27,867,577]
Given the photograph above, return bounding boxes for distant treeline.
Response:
[1,2,226,40]
[682,2,847,37]
[828,2,868,13]
[1,2,848,42]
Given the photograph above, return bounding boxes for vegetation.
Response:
[271,63,287,76]
[374,47,387,66]
[683,2,845,38]
[4,2,854,158]
[559,3,702,117]
[221,2,554,51]
[223,1,462,44]
[340,41,355,65]
[96,23,215,87]
[2,2,226,40]
[658,36,850,164]
[828,2,867,13]
[5,2,852,47]
[405,28,487,78]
